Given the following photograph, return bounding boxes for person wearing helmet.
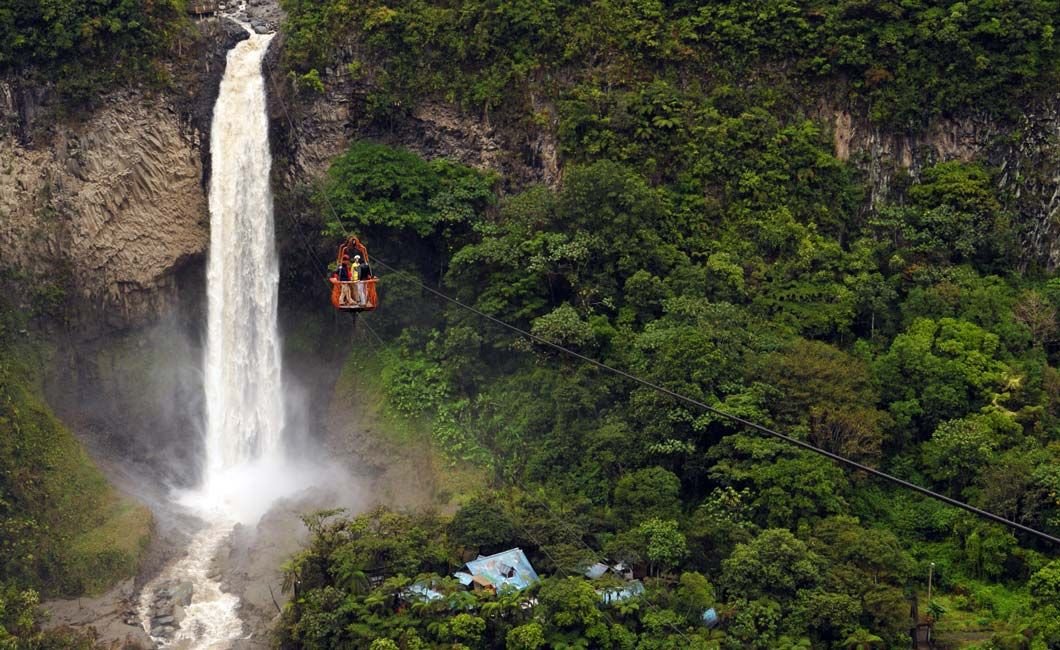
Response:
[352,254,367,306]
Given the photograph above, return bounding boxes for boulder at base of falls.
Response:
[41,579,153,649]
[250,18,270,33]
[171,581,195,607]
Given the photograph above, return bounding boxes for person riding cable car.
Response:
[329,236,378,312]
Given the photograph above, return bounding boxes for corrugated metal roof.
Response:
[453,571,474,586]
[599,579,645,604]
[403,583,444,602]
[702,607,719,627]
[464,548,540,592]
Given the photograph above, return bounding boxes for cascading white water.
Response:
[203,30,283,480]
[140,27,282,648]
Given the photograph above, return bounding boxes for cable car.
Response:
[330,235,378,312]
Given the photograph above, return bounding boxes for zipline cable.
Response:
[256,39,1059,547]
[369,256,1060,547]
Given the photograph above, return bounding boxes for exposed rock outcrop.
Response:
[266,49,561,194]
[0,98,207,331]
[43,579,153,650]
[822,97,1060,269]
[0,17,249,336]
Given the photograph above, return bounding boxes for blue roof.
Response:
[464,548,540,592]
[599,580,645,605]
[584,562,609,580]
[702,607,719,627]
[403,583,444,602]
[453,571,474,586]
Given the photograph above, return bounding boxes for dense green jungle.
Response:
[3,0,1060,648]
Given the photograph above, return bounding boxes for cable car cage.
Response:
[330,235,378,312]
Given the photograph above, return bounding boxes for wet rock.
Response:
[152,614,175,626]
[171,581,194,606]
[0,13,256,336]
[245,0,284,24]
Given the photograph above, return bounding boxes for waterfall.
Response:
[140,28,282,647]
[203,30,283,480]
[140,22,364,648]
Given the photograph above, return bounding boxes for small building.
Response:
[403,582,444,603]
[584,561,634,581]
[599,580,645,605]
[455,548,540,593]
[584,562,609,580]
[187,1,220,16]
[702,608,719,628]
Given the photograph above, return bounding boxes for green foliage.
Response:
[710,435,850,527]
[842,628,884,650]
[875,317,1010,440]
[872,163,1015,269]
[0,587,38,647]
[296,69,326,95]
[449,496,517,551]
[922,412,1020,494]
[281,0,1060,129]
[282,16,1060,641]
[1028,559,1060,607]
[506,622,545,650]
[635,518,687,577]
[538,578,602,631]
[530,305,595,349]
[612,467,681,524]
[763,339,887,463]
[720,529,821,601]
[0,334,150,597]
[724,597,782,649]
[0,585,94,649]
[324,141,495,238]
[0,0,185,102]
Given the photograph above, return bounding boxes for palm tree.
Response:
[843,628,885,650]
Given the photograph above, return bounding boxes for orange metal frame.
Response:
[330,236,378,311]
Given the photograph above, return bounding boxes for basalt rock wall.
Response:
[822,97,1060,269]
[265,43,562,196]
[0,17,248,338]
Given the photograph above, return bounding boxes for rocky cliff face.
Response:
[275,56,1058,267]
[824,97,1060,269]
[0,96,207,332]
[266,49,562,194]
[0,17,248,337]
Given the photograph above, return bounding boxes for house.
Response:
[583,561,634,581]
[403,582,444,603]
[586,560,645,605]
[187,1,219,16]
[454,548,540,593]
[599,580,645,604]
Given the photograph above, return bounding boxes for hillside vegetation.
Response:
[0,302,152,644]
[282,0,1060,129]
[0,0,186,104]
[276,1,1060,649]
